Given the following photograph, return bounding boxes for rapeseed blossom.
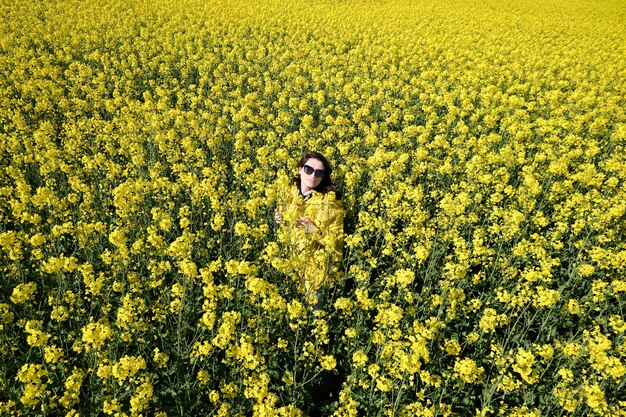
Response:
[1,0,625,415]
[81,320,113,351]
[454,358,484,384]
[10,282,37,304]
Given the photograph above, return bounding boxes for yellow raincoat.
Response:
[277,184,344,302]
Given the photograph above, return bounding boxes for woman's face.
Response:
[298,157,325,190]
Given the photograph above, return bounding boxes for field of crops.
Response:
[1,0,626,415]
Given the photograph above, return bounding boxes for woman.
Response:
[274,151,344,306]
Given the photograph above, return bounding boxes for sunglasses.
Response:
[303,164,326,178]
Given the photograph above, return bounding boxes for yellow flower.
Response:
[512,348,538,384]
[10,282,37,304]
[533,286,561,307]
[111,355,147,382]
[352,349,368,368]
[394,268,415,288]
[577,264,595,277]
[234,221,249,236]
[479,308,500,333]
[566,299,581,315]
[212,311,241,349]
[505,406,541,417]
[130,378,154,414]
[59,368,85,409]
[29,233,46,246]
[197,370,211,385]
[466,332,480,344]
[24,320,49,347]
[81,320,113,351]
[102,398,120,415]
[612,279,626,292]
[535,344,554,362]
[375,376,392,392]
[375,304,404,327]
[153,348,169,368]
[454,358,484,383]
[320,355,337,371]
[582,383,607,413]
[609,315,626,333]
[497,372,521,392]
[44,345,64,363]
[560,341,583,357]
[287,300,305,321]
[443,339,461,356]
[16,363,48,407]
[282,371,294,386]
[178,259,198,278]
[345,327,358,338]
[208,390,220,403]
[591,280,609,303]
[334,297,354,315]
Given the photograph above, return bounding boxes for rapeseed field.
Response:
[1,0,626,415]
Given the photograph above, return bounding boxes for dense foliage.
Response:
[1,0,625,415]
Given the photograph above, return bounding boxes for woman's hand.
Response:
[274,208,283,224]
[295,216,319,233]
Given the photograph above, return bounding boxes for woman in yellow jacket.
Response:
[274,152,344,306]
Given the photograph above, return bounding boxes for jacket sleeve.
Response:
[311,194,344,264]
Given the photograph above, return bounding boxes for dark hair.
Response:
[294,151,342,200]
